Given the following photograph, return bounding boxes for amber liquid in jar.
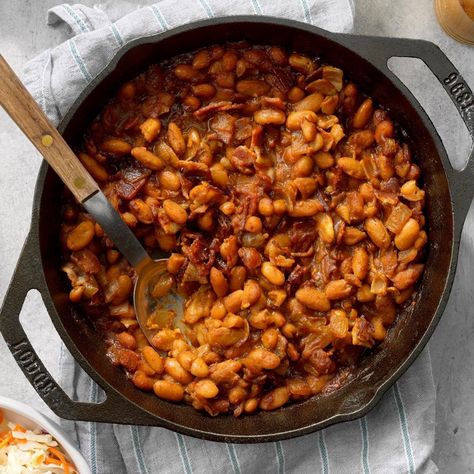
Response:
[435,0,474,44]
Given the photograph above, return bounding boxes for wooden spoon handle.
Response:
[0,55,98,202]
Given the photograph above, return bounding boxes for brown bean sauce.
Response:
[60,44,427,416]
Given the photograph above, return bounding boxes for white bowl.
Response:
[0,396,91,474]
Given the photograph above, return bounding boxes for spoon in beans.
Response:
[0,55,180,344]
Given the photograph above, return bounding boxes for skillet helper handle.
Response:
[0,234,154,425]
[406,43,474,208]
[0,55,98,203]
[353,37,474,197]
[393,40,474,220]
[392,41,474,137]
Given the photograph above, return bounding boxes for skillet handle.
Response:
[0,233,154,425]
[344,36,474,215]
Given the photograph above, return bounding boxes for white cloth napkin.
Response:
[22,2,438,473]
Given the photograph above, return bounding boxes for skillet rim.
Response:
[26,15,461,441]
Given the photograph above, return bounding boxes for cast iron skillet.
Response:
[0,17,473,443]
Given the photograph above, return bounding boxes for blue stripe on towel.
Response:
[275,441,285,474]
[40,51,52,113]
[150,4,170,30]
[226,444,241,474]
[250,0,263,14]
[318,430,329,474]
[130,426,150,474]
[393,383,416,474]
[360,417,371,474]
[300,0,313,24]
[62,4,90,33]
[88,380,98,474]
[111,23,125,47]
[67,38,92,82]
[175,433,193,474]
[198,0,214,18]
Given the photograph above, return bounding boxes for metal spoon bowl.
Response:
[133,259,184,344]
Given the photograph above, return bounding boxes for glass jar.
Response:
[435,0,474,44]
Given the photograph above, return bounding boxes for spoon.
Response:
[0,55,181,344]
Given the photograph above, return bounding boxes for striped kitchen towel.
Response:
[22,1,438,473]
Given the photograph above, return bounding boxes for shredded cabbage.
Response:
[0,412,77,474]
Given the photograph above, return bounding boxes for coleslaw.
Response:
[0,409,77,474]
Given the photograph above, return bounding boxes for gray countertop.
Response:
[0,0,473,472]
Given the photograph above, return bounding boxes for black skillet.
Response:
[0,16,473,443]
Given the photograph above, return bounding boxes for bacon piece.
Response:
[234,117,253,142]
[182,235,220,276]
[215,213,233,240]
[250,125,264,148]
[230,146,256,174]
[265,67,293,94]
[230,182,261,233]
[285,264,308,295]
[254,170,273,192]
[210,112,236,145]
[379,176,400,194]
[141,96,170,118]
[308,349,336,375]
[352,317,375,347]
[288,220,318,253]
[115,166,151,200]
[108,346,140,372]
[115,179,146,200]
[71,249,101,274]
[193,101,244,119]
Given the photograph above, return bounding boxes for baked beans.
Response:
[60,43,427,417]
